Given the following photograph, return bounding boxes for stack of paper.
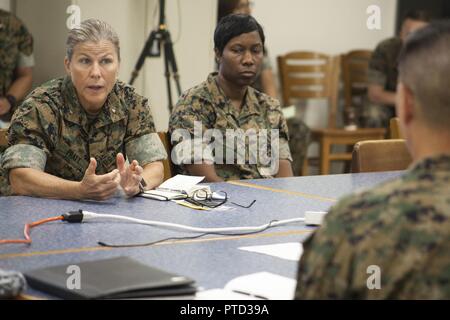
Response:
[140,175,206,201]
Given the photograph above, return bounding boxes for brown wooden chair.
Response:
[389,117,404,139]
[157,132,174,181]
[277,51,385,175]
[351,139,412,173]
[0,129,8,148]
[341,49,372,114]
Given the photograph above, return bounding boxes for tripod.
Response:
[129,0,181,112]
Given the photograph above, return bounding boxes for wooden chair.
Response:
[341,49,372,114]
[0,129,8,148]
[277,51,385,175]
[389,117,404,139]
[351,139,412,173]
[157,132,174,181]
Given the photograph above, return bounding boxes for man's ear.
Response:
[396,82,415,132]
[402,83,415,125]
[64,57,71,75]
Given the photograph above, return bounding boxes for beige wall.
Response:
[0,0,9,10]
[15,0,70,87]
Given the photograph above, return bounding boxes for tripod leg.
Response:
[129,31,158,85]
[163,40,174,112]
[163,32,182,96]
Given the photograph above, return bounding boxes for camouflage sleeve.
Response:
[169,94,216,165]
[2,98,57,171]
[126,133,167,167]
[124,91,167,166]
[17,52,35,68]
[279,138,292,161]
[15,16,33,57]
[272,100,293,161]
[0,166,12,196]
[295,196,356,299]
[273,102,290,141]
[368,42,387,86]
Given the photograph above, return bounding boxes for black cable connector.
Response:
[62,210,84,223]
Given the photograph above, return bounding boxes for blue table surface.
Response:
[0,171,404,298]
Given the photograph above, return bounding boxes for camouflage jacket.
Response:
[295,154,450,299]
[368,37,402,95]
[0,9,34,97]
[169,72,292,181]
[0,76,166,195]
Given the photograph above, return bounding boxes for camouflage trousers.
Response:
[287,117,311,176]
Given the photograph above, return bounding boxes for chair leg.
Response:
[300,157,308,176]
[320,138,330,175]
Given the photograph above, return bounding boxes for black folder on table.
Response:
[24,256,197,299]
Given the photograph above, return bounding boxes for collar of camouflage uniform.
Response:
[206,72,261,119]
[60,76,127,129]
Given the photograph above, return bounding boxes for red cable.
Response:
[0,216,63,245]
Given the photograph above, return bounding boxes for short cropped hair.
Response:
[402,9,431,23]
[66,19,120,61]
[398,21,450,129]
[214,14,265,55]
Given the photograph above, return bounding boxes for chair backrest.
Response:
[157,132,174,181]
[389,117,404,139]
[341,50,372,111]
[351,139,412,173]
[0,129,8,148]
[277,51,340,128]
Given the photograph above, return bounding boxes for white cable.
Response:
[81,210,305,234]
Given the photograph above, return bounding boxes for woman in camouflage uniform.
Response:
[169,14,293,182]
[1,19,167,200]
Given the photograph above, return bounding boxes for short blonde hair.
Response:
[66,19,120,61]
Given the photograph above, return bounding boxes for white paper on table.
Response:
[159,174,205,190]
[224,272,297,300]
[158,174,205,193]
[238,242,303,261]
[141,175,207,200]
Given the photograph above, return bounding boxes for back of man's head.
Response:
[400,10,431,41]
[398,20,450,131]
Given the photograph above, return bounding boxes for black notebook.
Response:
[24,256,197,299]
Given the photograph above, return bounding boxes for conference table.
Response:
[0,171,404,299]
